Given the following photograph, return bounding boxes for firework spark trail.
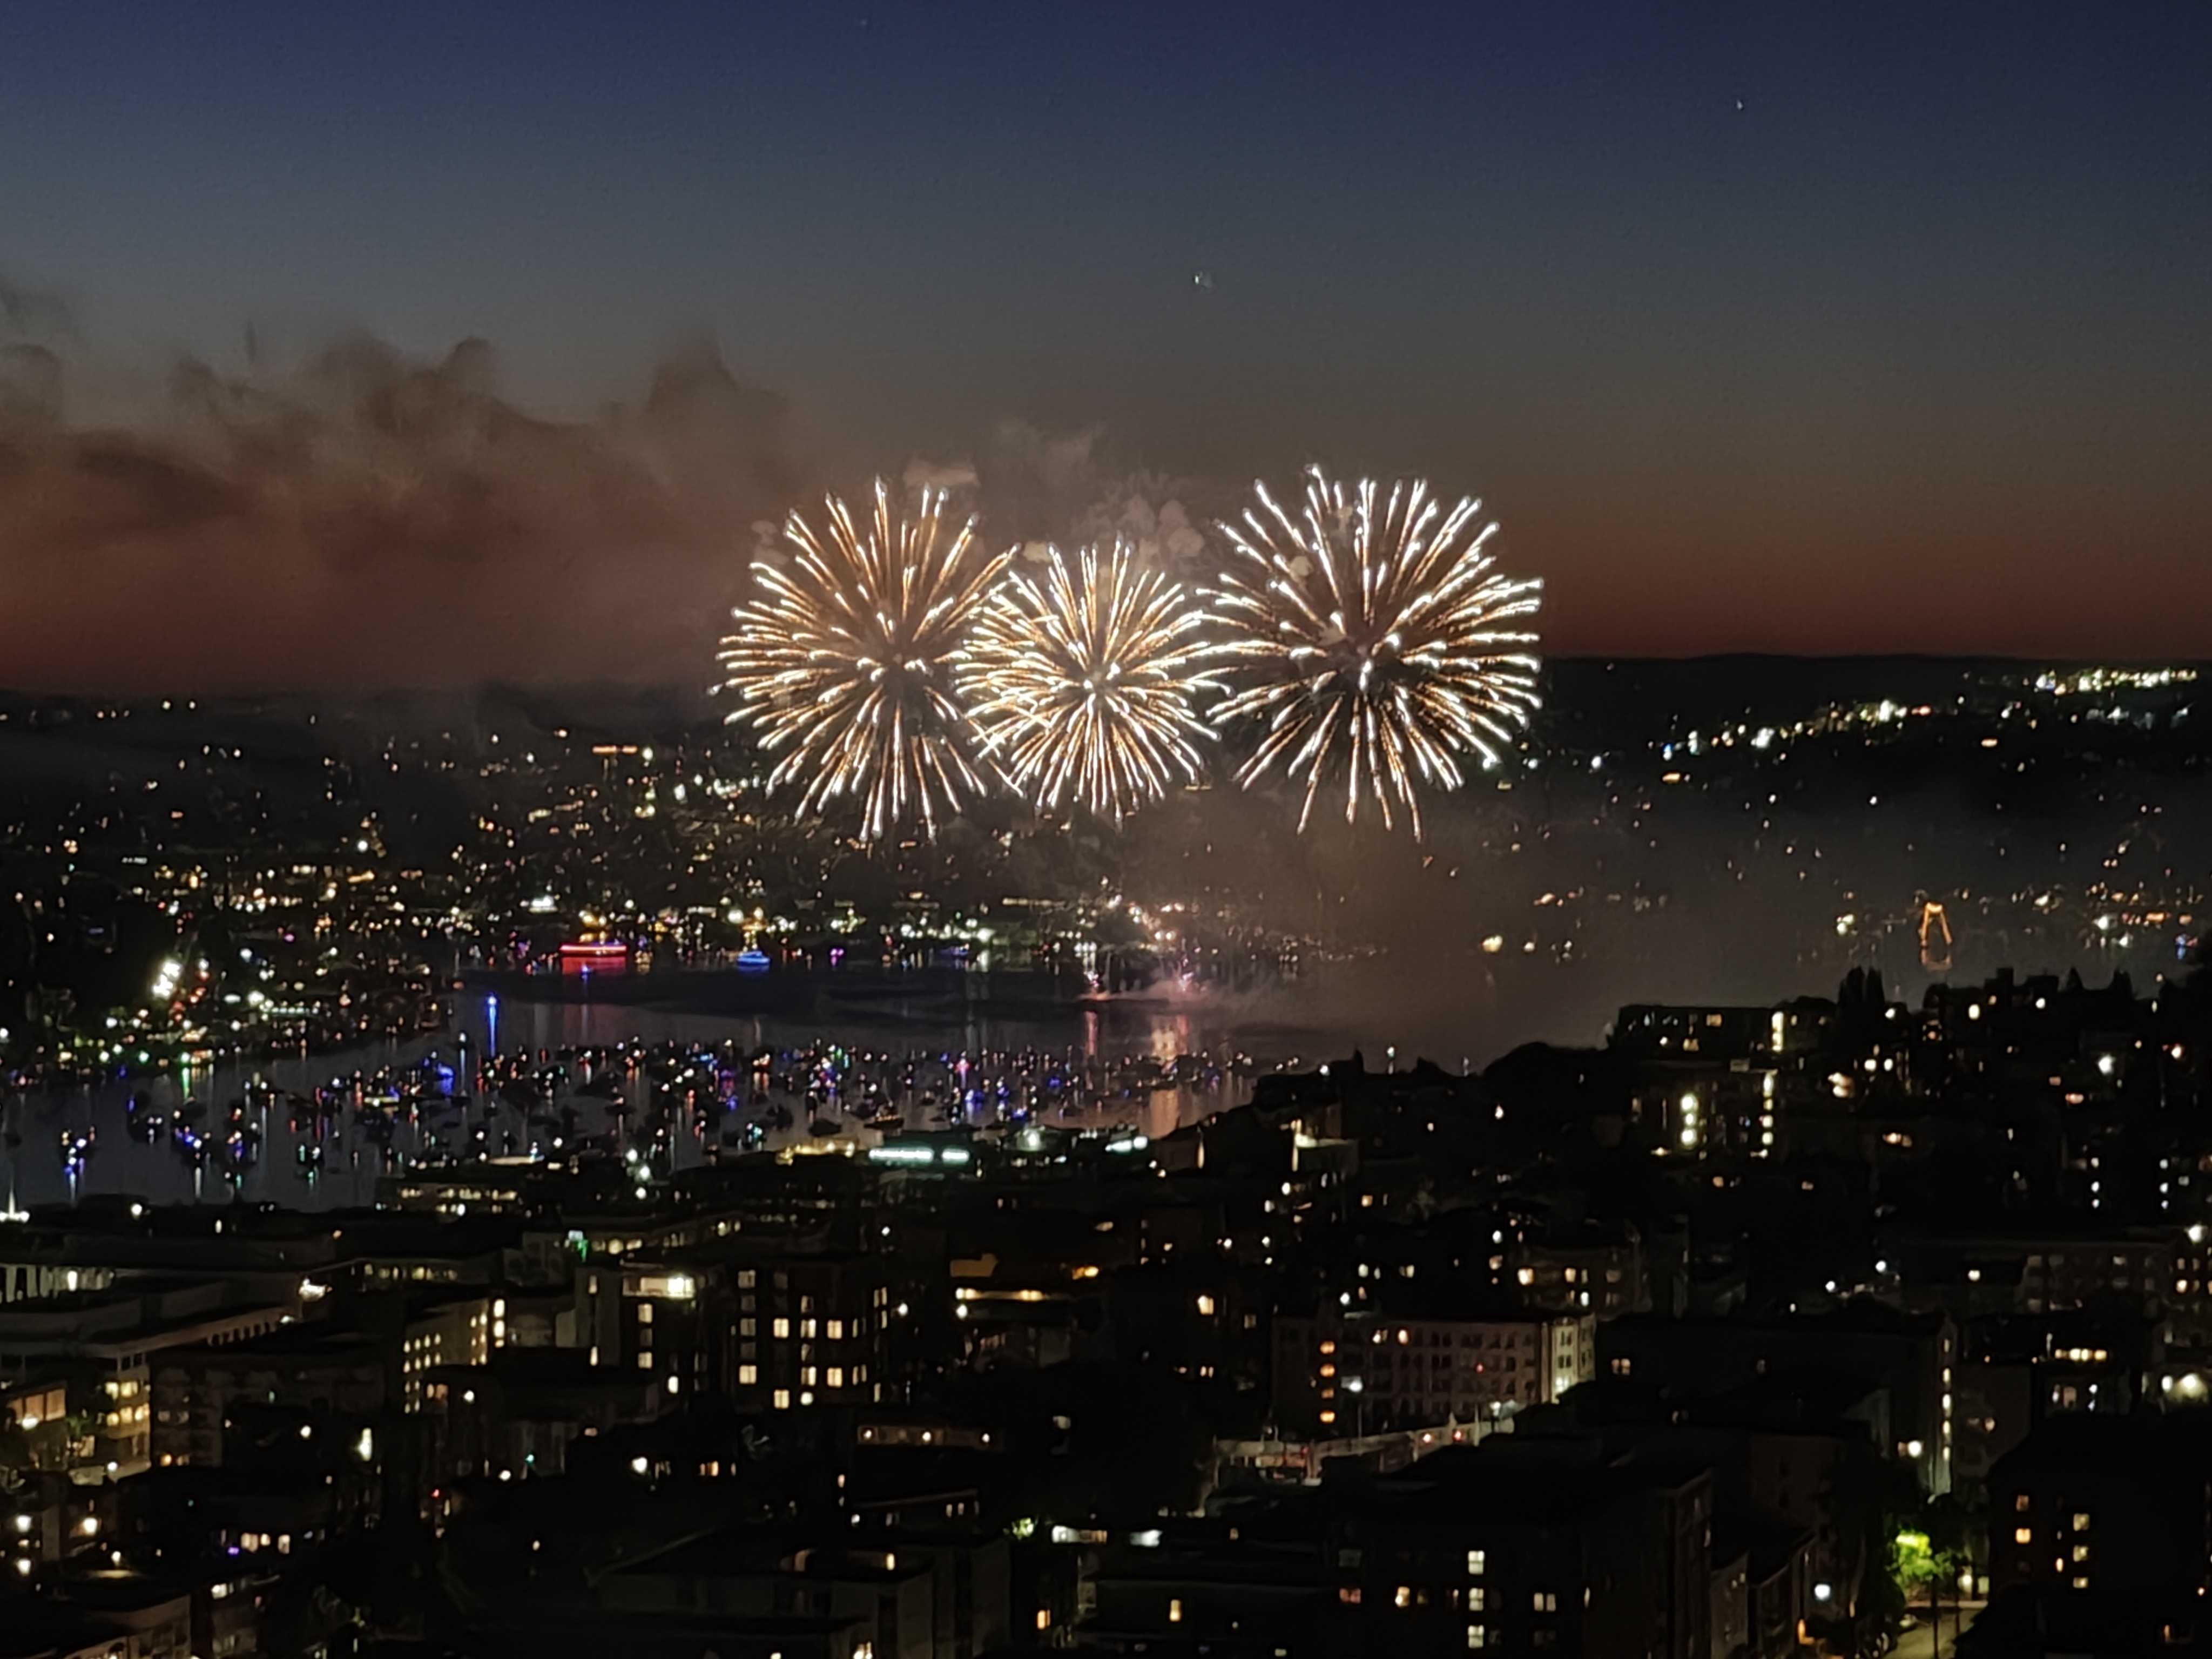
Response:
[1209,465,1542,838]
[717,480,1010,842]
[962,542,1219,823]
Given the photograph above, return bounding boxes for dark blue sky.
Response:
[3,1,2208,656]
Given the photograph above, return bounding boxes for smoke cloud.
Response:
[0,296,809,693]
[962,420,1219,576]
[0,291,1241,698]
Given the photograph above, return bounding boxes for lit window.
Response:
[1533,1591,1557,1613]
[1469,1587,1486,1611]
[2015,1494,2031,1513]
[2073,1545,2090,1563]
[2014,1528,2033,1545]
[1394,1586,1412,1609]
[738,1364,758,1385]
[773,1390,791,1410]
[773,1318,791,1339]
[1169,1599,1183,1623]
[2072,1512,2092,1532]
[1467,1550,1486,1576]
[1467,1626,1487,1649]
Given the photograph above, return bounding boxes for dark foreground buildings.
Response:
[4,961,2212,1656]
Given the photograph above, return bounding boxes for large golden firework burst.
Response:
[962,542,1218,823]
[1209,466,1542,837]
[717,481,1010,842]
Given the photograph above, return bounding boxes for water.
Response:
[0,973,1384,1214]
[16,905,2112,1215]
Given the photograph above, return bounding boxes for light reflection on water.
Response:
[0,987,1314,1214]
[11,910,2088,1215]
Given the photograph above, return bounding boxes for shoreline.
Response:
[454,962,1215,1020]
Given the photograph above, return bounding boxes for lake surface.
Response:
[1,967,1454,1214]
[11,905,2090,1217]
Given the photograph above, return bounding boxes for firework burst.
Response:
[717,481,1010,842]
[962,542,1218,822]
[1209,466,1542,837]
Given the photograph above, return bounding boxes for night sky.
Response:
[2,1,2207,684]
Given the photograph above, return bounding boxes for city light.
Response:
[0,15,2201,1651]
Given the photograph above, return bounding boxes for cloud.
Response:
[0,318,808,692]
[901,456,980,494]
[0,284,1250,696]
[955,419,1225,571]
[0,344,63,426]
[0,273,76,343]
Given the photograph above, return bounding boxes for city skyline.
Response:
[9,10,2212,1658]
